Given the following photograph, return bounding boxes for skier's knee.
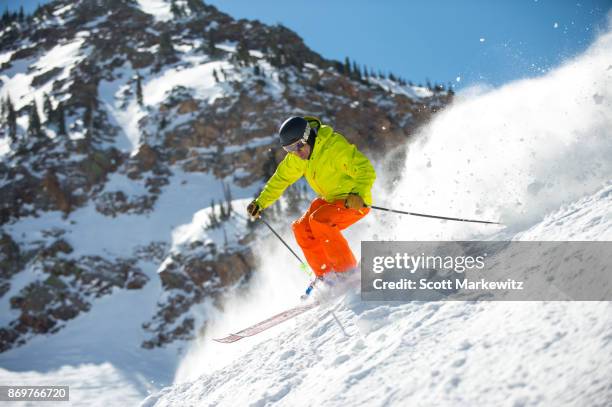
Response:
[292,219,308,241]
[309,213,333,230]
[291,219,302,234]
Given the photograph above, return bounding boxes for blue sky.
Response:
[3,0,611,88]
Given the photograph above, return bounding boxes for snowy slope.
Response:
[1,2,610,406]
[143,185,612,407]
[143,23,612,407]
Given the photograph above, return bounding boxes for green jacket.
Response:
[255,119,376,209]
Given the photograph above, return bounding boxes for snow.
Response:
[0,168,260,404]
[144,25,612,407]
[0,364,144,406]
[0,38,87,118]
[4,169,260,260]
[0,264,42,326]
[31,38,86,73]
[100,57,233,153]
[2,8,612,407]
[377,24,612,238]
[53,3,74,18]
[168,198,251,253]
[136,0,173,22]
[0,135,10,157]
[145,184,612,407]
[369,76,434,99]
[98,66,146,152]
[0,261,178,407]
[142,61,232,106]
[515,182,612,240]
[0,50,13,65]
[215,42,237,53]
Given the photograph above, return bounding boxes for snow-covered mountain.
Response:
[1,0,610,405]
[0,0,454,404]
[145,21,612,407]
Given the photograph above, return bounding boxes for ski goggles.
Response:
[282,123,310,153]
[283,139,307,153]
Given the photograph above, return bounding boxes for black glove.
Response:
[247,200,262,218]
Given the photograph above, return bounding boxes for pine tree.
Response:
[187,0,205,14]
[208,199,218,228]
[352,61,361,80]
[1,8,10,26]
[343,57,351,76]
[170,0,183,18]
[236,40,250,66]
[219,198,226,219]
[136,73,143,106]
[5,96,17,143]
[56,102,66,136]
[207,39,217,57]
[159,31,175,60]
[222,181,233,217]
[206,29,219,58]
[28,100,42,138]
[83,100,95,142]
[334,61,343,75]
[43,93,53,122]
[18,6,24,22]
[212,68,219,83]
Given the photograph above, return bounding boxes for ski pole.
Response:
[368,205,501,225]
[257,215,321,297]
[255,215,313,277]
[231,210,305,265]
[259,216,303,264]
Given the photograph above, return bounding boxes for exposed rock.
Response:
[78,149,122,188]
[0,252,147,351]
[177,99,199,114]
[10,283,55,313]
[0,233,20,279]
[143,248,254,348]
[40,239,73,258]
[94,191,157,217]
[159,269,191,291]
[133,144,159,172]
[41,170,72,214]
[31,67,63,87]
[129,51,154,69]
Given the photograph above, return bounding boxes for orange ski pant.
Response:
[292,198,369,276]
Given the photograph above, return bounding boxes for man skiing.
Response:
[247,116,376,278]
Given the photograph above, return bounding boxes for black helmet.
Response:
[278,116,310,147]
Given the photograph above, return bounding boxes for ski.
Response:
[213,301,320,343]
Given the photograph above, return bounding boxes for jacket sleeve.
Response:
[335,135,376,205]
[254,155,304,209]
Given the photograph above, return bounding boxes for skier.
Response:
[247,116,376,278]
